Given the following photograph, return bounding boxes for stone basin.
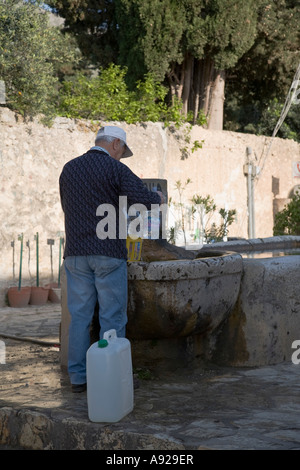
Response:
[60,236,300,370]
[126,251,243,340]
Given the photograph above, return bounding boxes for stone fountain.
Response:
[60,239,244,371]
[60,236,300,372]
[126,240,243,340]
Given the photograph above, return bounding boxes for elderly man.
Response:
[59,126,163,392]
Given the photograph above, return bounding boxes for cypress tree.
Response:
[116,0,259,128]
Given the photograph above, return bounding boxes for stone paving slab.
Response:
[1,305,300,450]
[0,304,61,342]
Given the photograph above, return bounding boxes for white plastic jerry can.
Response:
[86,329,134,423]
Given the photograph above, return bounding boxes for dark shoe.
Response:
[72,383,87,393]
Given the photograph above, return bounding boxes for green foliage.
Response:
[197,0,259,69]
[216,208,237,240]
[225,0,300,139]
[58,64,131,120]
[133,367,154,381]
[225,96,300,143]
[113,0,260,122]
[191,194,236,243]
[3,0,298,137]
[191,194,217,217]
[273,192,300,235]
[0,0,79,118]
[191,140,205,153]
[135,73,168,122]
[118,0,187,83]
[116,0,259,81]
[46,0,118,68]
[173,123,206,160]
[58,63,190,125]
[255,99,300,142]
[167,226,176,245]
[232,0,300,103]
[48,0,260,121]
[169,189,236,245]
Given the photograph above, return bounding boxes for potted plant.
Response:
[29,232,49,305]
[7,233,31,307]
[46,282,61,303]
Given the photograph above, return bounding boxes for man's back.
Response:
[59,149,161,259]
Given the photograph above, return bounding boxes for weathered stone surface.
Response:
[2,296,300,450]
[19,410,52,450]
[212,255,300,367]
[141,239,195,262]
[0,406,186,450]
[2,333,300,450]
[1,105,300,290]
[127,251,243,339]
[60,240,300,369]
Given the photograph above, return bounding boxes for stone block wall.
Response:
[1,106,300,288]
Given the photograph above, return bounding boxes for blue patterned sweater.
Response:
[59,148,161,259]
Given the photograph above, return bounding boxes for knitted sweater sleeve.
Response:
[118,162,161,208]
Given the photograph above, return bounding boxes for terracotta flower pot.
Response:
[44,283,61,303]
[7,286,31,308]
[49,287,61,303]
[29,286,49,305]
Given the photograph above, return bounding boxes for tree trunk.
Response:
[207,69,225,130]
[181,54,193,117]
[168,62,185,103]
[193,58,225,130]
[200,58,214,117]
[193,60,201,124]
[167,56,225,130]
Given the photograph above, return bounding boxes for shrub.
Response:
[58,63,189,126]
[273,192,300,235]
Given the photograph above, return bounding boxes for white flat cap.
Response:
[96,126,133,158]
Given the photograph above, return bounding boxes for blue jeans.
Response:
[64,255,128,385]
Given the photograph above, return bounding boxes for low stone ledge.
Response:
[0,406,186,450]
[128,252,243,281]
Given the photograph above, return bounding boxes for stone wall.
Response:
[1,106,300,286]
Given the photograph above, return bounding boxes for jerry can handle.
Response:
[103,329,117,341]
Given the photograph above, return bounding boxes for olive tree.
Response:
[0,0,79,118]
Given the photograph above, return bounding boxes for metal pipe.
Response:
[245,147,256,239]
[251,170,255,238]
[247,164,254,238]
[35,232,39,287]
